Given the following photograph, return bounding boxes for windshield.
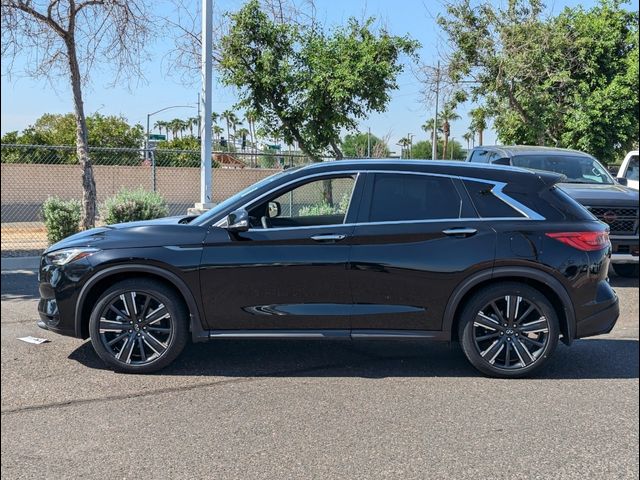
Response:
[511,155,614,185]
[191,168,299,225]
[624,155,639,181]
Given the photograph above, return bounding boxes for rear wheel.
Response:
[89,278,189,373]
[613,264,639,278]
[458,282,559,378]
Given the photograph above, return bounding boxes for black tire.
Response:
[613,264,639,278]
[458,282,559,378]
[89,278,189,373]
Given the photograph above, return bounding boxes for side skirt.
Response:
[202,329,449,341]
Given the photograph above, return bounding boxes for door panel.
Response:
[349,221,496,330]
[349,172,496,331]
[200,225,354,329]
[199,174,362,330]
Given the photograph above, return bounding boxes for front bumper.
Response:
[37,254,94,338]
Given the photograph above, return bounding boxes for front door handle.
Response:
[310,234,347,243]
[442,227,478,238]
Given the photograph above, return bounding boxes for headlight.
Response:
[46,248,100,266]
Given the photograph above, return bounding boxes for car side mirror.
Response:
[267,201,281,218]
[617,177,628,186]
[225,209,250,232]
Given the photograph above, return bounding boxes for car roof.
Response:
[471,145,594,158]
[293,159,563,190]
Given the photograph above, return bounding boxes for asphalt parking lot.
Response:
[1,263,638,480]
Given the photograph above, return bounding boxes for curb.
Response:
[1,256,40,271]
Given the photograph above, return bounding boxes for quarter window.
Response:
[463,180,524,218]
[368,174,462,222]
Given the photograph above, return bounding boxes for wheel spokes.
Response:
[100,292,172,365]
[520,317,549,334]
[474,295,549,370]
[474,312,503,331]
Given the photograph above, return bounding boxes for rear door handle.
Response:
[311,234,346,243]
[442,227,478,238]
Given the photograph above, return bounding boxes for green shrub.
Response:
[42,197,82,244]
[101,188,168,225]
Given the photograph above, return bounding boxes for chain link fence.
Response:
[1,144,323,256]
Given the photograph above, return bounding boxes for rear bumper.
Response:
[610,236,639,264]
[575,295,620,339]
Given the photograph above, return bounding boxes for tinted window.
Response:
[369,174,461,222]
[510,155,614,184]
[624,155,639,181]
[463,180,524,218]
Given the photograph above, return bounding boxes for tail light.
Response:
[545,231,610,252]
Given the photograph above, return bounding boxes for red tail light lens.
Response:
[546,231,610,252]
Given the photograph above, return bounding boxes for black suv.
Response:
[467,146,639,277]
[38,160,619,378]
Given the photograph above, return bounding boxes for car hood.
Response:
[44,216,208,253]
[559,183,640,207]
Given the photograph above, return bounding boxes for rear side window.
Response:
[368,174,461,222]
[463,180,525,218]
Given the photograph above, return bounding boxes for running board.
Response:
[207,329,448,341]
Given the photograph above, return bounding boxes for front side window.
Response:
[624,155,639,181]
[368,174,461,222]
[249,176,355,228]
[469,150,491,163]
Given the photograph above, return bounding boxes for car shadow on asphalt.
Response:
[609,274,639,288]
[68,337,639,380]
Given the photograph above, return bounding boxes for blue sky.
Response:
[2,0,638,154]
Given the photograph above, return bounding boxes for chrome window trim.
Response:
[213,169,546,229]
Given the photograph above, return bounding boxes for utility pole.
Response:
[367,127,371,158]
[408,133,414,159]
[198,0,214,210]
[431,61,440,161]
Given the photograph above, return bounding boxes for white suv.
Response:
[617,150,639,191]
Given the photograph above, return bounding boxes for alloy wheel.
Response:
[98,291,174,365]
[472,295,550,370]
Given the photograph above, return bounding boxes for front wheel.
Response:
[613,264,639,278]
[89,278,189,373]
[458,282,559,378]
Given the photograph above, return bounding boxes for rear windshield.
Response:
[511,155,614,185]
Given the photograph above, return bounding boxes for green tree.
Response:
[219,0,419,160]
[462,131,473,151]
[1,113,144,164]
[438,0,639,163]
[341,132,389,158]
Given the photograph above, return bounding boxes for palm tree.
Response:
[470,107,488,146]
[462,131,473,152]
[211,111,219,126]
[168,118,183,140]
[244,111,257,151]
[221,110,235,148]
[421,118,441,159]
[439,103,461,161]
[236,127,250,152]
[397,136,411,159]
[154,120,167,138]
[212,125,224,146]
[187,117,199,137]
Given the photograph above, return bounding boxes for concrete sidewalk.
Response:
[1,256,39,271]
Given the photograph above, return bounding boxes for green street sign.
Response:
[148,134,166,140]
[267,144,281,150]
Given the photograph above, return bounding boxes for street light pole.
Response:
[408,133,414,159]
[367,127,371,158]
[146,104,196,191]
[199,0,214,208]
